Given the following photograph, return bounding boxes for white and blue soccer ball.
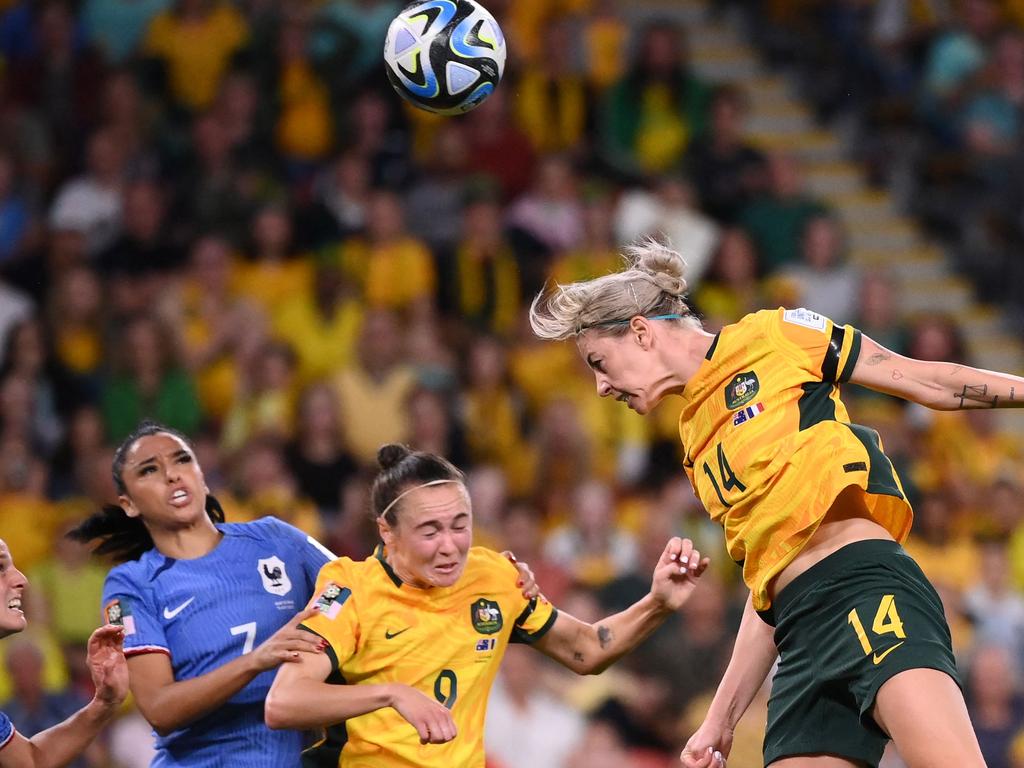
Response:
[383,0,506,115]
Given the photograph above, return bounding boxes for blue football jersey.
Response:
[101,517,334,767]
[0,710,14,751]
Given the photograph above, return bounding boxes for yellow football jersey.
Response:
[678,308,913,611]
[300,545,557,767]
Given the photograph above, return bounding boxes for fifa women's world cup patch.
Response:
[314,582,351,620]
[470,598,503,634]
[104,598,136,635]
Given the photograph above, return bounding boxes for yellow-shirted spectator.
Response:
[510,322,588,417]
[334,310,416,465]
[915,409,1022,519]
[47,266,103,378]
[439,195,520,338]
[343,190,436,313]
[228,439,323,541]
[231,205,314,316]
[0,439,58,576]
[693,229,773,334]
[462,337,533,493]
[275,18,333,163]
[549,190,622,285]
[902,491,978,651]
[26,522,108,646]
[584,0,628,91]
[543,479,639,588]
[272,254,364,384]
[514,20,589,154]
[143,0,249,112]
[221,340,298,457]
[166,235,263,422]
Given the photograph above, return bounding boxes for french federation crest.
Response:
[470,598,503,635]
[258,556,292,596]
[724,372,760,410]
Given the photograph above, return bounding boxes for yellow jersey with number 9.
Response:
[678,308,913,611]
[299,546,557,767]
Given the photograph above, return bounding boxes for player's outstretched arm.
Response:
[532,537,708,675]
[680,594,776,768]
[265,649,457,744]
[129,607,324,736]
[0,625,127,768]
[851,335,1024,411]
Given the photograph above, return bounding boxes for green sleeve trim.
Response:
[298,624,340,675]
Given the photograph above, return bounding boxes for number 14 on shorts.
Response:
[847,594,906,664]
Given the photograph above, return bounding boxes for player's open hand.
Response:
[388,683,457,745]
[503,551,540,599]
[650,537,710,612]
[252,606,325,671]
[87,624,129,706]
[680,717,731,768]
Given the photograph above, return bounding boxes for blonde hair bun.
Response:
[624,238,689,297]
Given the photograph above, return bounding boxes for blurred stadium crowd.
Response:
[0,0,1022,766]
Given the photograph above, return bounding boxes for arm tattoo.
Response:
[891,370,904,381]
[865,352,892,366]
[1011,387,1016,402]
[597,626,612,649]
[573,651,584,662]
[954,384,997,409]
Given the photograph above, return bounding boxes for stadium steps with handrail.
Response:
[635,0,1024,431]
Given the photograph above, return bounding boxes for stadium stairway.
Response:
[627,0,1024,393]
[615,14,1020,765]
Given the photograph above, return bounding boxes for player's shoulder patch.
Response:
[104,597,137,635]
[313,581,351,619]
[783,307,828,332]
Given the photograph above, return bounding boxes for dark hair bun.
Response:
[377,443,412,470]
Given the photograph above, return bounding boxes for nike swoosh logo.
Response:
[873,641,905,665]
[385,627,410,639]
[163,597,195,620]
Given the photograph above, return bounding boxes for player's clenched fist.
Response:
[680,717,730,768]
[387,684,457,744]
[251,607,325,670]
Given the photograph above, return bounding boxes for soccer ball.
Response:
[383,0,506,115]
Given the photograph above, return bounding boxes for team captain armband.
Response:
[781,308,862,384]
[510,595,558,645]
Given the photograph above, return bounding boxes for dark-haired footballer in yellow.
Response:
[265,464,710,768]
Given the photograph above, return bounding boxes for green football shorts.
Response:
[758,539,962,767]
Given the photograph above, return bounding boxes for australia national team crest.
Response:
[104,598,136,635]
[470,598,503,635]
[724,371,760,410]
[258,556,292,596]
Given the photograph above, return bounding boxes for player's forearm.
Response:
[25,698,118,768]
[579,593,674,675]
[705,597,777,729]
[265,677,394,730]
[925,363,1024,411]
[853,345,1024,410]
[138,653,263,735]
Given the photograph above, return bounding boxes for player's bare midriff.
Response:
[768,485,895,601]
